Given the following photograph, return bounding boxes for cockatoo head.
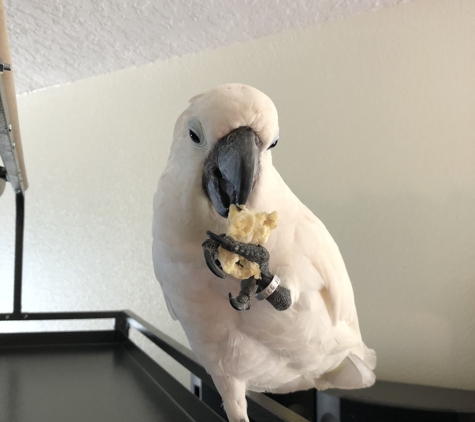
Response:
[171,84,279,218]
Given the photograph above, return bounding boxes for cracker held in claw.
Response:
[218,204,278,279]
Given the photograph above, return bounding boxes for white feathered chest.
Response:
[153,169,361,393]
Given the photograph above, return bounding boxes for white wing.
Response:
[299,206,357,325]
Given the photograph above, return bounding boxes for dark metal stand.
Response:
[13,192,24,315]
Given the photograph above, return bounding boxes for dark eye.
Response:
[268,139,279,149]
[189,130,200,144]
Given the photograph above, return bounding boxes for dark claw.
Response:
[206,231,228,244]
[206,230,268,263]
[206,230,238,257]
[228,292,251,311]
[202,239,227,279]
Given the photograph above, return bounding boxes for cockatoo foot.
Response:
[202,237,227,279]
[228,278,257,311]
[205,232,293,311]
[206,231,271,272]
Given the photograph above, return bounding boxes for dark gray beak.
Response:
[202,126,259,218]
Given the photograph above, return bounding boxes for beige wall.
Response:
[1,0,474,390]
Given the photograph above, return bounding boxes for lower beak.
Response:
[203,126,259,218]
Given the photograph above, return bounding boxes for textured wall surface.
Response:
[4,0,409,93]
[1,0,475,390]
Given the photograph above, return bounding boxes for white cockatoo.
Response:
[152,84,376,422]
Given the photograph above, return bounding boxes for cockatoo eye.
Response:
[189,130,201,144]
[188,118,205,146]
[268,139,279,150]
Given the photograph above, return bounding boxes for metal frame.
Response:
[0,309,306,422]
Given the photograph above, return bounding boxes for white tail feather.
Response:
[319,352,376,390]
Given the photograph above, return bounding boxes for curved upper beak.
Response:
[203,126,259,218]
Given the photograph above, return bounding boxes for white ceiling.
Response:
[5,0,409,94]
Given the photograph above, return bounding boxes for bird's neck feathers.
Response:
[155,156,225,245]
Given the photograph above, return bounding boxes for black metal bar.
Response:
[0,330,119,348]
[13,192,24,315]
[326,380,475,414]
[124,309,309,422]
[0,310,121,321]
[267,390,317,421]
[115,312,130,339]
[247,392,310,422]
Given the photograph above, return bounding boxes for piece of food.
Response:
[218,204,278,279]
